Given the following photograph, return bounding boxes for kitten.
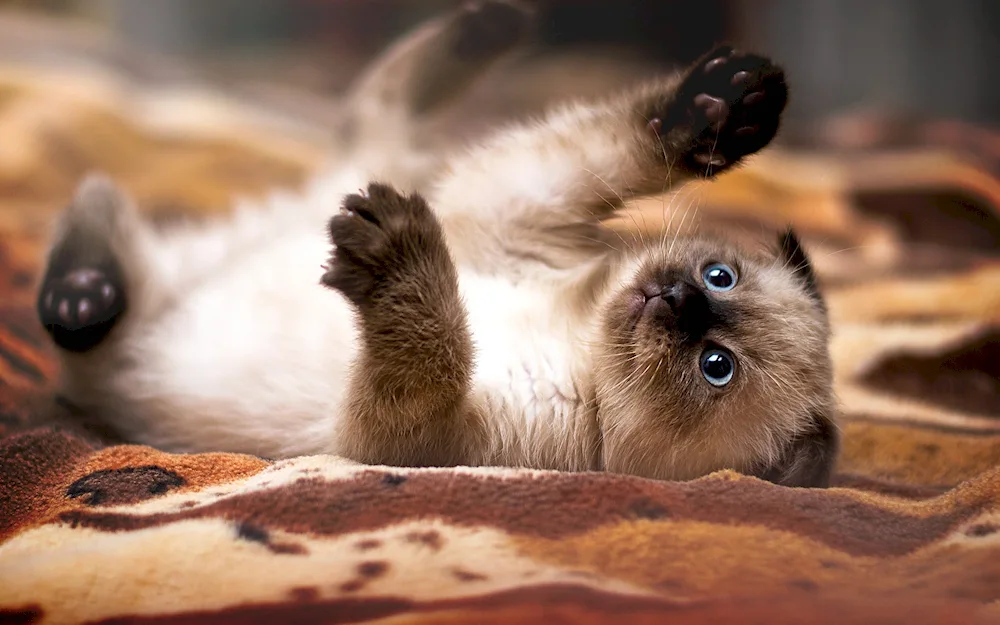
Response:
[36,4,838,487]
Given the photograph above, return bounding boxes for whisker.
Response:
[583,168,641,255]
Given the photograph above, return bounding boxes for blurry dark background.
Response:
[12,0,999,126]
[4,0,999,127]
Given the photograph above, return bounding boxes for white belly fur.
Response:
[87,220,594,463]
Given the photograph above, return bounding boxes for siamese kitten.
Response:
[36,2,838,487]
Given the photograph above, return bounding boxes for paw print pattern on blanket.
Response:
[66,466,185,506]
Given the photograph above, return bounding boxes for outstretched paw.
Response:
[321,183,449,309]
[37,265,125,353]
[651,45,788,175]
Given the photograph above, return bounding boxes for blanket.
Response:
[2,14,1000,624]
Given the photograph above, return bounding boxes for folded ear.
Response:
[777,227,823,307]
[756,409,839,488]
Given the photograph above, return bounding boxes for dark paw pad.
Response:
[652,45,788,174]
[452,0,532,60]
[38,266,125,352]
[321,183,445,307]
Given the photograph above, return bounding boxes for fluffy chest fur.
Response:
[460,273,601,471]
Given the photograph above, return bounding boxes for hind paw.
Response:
[38,266,125,352]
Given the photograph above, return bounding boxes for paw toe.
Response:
[341,193,377,223]
[694,153,727,167]
[101,282,116,306]
[694,94,729,126]
[76,298,95,325]
[56,297,72,324]
[703,56,729,74]
[364,182,406,209]
[742,91,766,106]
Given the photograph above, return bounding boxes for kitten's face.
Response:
[594,231,837,486]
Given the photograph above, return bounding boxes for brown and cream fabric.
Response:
[1,18,1000,625]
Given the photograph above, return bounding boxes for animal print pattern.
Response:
[1,17,1000,625]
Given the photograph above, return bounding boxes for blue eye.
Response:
[700,348,735,387]
[702,263,737,291]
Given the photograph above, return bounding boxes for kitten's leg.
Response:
[433,46,788,264]
[37,174,164,352]
[320,182,479,466]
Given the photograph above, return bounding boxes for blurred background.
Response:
[100,0,1000,128]
[2,0,999,130]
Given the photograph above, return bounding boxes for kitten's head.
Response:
[594,228,837,487]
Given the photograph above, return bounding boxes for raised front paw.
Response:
[652,45,788,175]
[321,183,450,308]
[37,266,125,352]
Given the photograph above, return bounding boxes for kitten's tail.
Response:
[333,0,535,185]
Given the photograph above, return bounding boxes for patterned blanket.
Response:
[1,14,1000,624]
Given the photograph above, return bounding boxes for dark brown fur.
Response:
[321,184,481,466]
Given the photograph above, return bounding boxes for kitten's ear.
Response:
[777,227,822,304]
[757,409,839,488]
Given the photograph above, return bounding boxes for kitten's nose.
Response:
[659,279,712,339]
[661,280,703,316]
